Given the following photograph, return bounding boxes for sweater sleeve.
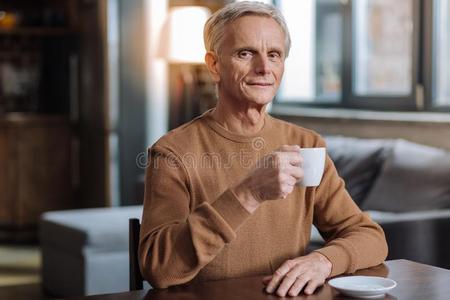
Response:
[312,140,388,277]
[138,146,251,288]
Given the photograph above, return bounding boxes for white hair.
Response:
[204,1,291,57]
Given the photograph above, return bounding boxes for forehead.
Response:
[223,15,285,48]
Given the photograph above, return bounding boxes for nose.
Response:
[253,54,270,75]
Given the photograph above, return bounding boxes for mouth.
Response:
[246,82,273,87]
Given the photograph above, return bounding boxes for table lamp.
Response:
[158,6,216,129]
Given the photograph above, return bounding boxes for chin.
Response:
[245,97,273,107]
[249,94,275,105]
[239,86,275,105]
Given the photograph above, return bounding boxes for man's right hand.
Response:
[232,145,303,213]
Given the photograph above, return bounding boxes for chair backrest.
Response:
[129,218,144,290]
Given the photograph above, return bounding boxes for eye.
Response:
[237,50,253,59]
[268,51,281,61]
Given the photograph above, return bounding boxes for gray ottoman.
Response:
[40,206,143,297]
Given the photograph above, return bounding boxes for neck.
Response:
[211,99,266,135]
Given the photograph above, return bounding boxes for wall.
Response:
[79,0,108,207]
[118,0,149,205]
[271,107,450,150]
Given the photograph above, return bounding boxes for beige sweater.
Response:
[139,110,388,288]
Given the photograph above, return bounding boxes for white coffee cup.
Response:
[297,147,326,187]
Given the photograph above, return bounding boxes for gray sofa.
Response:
[311,136,450,268]
[40,206,144,296]
[40,136,450,297]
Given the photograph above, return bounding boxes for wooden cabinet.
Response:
[0,0,110,240]
[0,115,73,239]
[0,1,81,240]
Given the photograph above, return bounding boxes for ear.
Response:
[205,51,221,83]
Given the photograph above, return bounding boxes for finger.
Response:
[288,275,310,297]
[304,280,321,295]
[265,260,295,293]
[265,273,283,294]
[275,265,305,297]
[272,152,301,169]
[280,184,295,199]
[284,164,304,181]
[279,145,301,152]
[290,158,302,167]
[284,151,302,166]
[262,275,272,285]
[280,173,297,187]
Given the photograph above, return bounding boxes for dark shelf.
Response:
[0,27,78,36]
[0,112,69,124]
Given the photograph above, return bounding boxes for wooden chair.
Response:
[129,218,144,290]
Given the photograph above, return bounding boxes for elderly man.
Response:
[139,1,387,297]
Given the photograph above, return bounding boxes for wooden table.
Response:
[66,260,450,300]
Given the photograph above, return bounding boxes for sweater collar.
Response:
[202,108,272,143]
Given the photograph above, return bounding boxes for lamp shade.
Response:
[158,6,211,64]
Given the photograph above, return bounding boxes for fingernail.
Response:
[266,287,272,293]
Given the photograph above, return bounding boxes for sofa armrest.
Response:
[307,226,325,253]
[308,210,450,269]
[373,211,450,269]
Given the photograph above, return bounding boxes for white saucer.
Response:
[328,276,397,299]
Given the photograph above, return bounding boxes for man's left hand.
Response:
[263,252,332,297]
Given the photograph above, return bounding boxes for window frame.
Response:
[427,0,450,111]
[343,0,420,111]
[273,0,450,112]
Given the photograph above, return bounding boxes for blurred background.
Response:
[0,0,449,299]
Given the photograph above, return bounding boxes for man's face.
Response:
[208,15,286,107]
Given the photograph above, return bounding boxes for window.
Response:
[434,0,450,106]
[278,0,342,103]
[275,0,450,112]
[353,0,413,96]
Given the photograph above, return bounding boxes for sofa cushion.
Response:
[362,140,450,212]
[367,209,450,224]
[40,206,143,256]
[325,136,393,206]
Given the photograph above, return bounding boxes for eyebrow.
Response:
[268,47,284,55]
[234,47,257,53]
[233,46,285,55]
